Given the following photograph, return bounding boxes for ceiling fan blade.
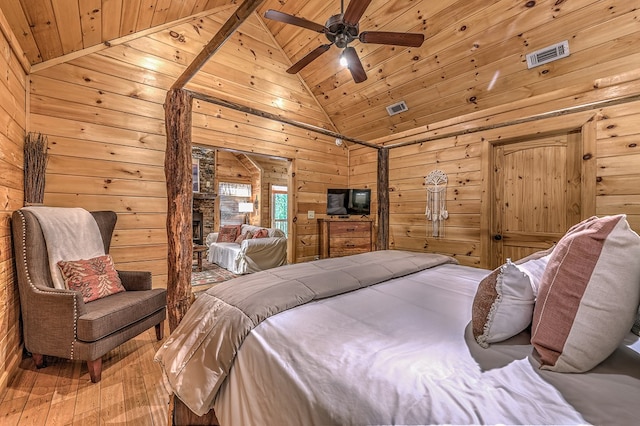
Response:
[343,0,372,26]
[287,44,332,74]
[264,9,327,33]
[343,46,367,83]
[359,31,425,47]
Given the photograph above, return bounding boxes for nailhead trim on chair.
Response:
[17,210,79,360]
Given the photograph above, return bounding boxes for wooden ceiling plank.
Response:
[279,0,433,77]
[51,0,82,55]
[101,0,123,41]
[30,5,235,73]
[271,2,337,54]
[119,0,141,37]
[172,0,266,90]
[78,0,102,47]
[192,0,212,15]
[150,0,172,27]
[357,57,640,142]
[255,8,340,133]
[164,0,184,23]
[313,0,603,130]
[19,0,63,61]
[178,0,200,18]
[136,0,159,32]
[305,0,482,92]
[126,30,323,104]
[195,18,332,93]
[320,0,621,128]
[0,1,32,71]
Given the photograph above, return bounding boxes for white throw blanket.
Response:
[23,206,105,289]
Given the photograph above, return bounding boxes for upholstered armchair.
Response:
[11,208,167,383]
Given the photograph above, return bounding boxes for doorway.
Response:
[480,113,598,270]
[488,130,584,269]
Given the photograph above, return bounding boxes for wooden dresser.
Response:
[318,218,374,259]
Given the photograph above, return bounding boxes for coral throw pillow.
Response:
[217,225,241,242]
[253,228,269,238]
[531,215,640,372]
[58,255,125,303]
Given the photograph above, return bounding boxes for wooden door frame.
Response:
[479,112,598,269]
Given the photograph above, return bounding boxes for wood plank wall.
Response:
[0,12,26,392]
[350,78,640,268]
[193,100,348,262]
[26,9,343,287]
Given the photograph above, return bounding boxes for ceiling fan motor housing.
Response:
[325,14,358,48]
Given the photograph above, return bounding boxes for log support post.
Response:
[377,147,389,250]
[164,88,194,332]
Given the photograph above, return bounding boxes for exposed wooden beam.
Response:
[188,90,380,149]
[377,147,389,250]
[172,0,265,90]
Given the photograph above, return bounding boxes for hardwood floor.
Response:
[0,323,171,425]
[0,259,233,425]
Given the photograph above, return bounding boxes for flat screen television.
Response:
[327,188,371,216]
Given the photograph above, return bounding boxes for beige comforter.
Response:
[154,250,456,416]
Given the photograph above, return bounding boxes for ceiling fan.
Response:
[264,0,425,83]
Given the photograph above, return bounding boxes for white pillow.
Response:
[516,254,551,297]
[472,259,535,348]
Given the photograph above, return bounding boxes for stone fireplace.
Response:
[192,146,216,242]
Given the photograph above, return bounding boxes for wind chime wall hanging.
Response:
[425,170,448,237]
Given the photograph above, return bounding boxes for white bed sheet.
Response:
[213,264,589,425]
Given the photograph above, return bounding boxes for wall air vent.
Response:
[386,100,408,116]
[526,40,570,69]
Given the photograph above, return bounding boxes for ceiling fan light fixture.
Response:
[339,51,348,67]
[265,0,424,84]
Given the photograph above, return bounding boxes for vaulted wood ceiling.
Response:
[2,0,634,142]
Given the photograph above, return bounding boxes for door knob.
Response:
[493,234,502,241]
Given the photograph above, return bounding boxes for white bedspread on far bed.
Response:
[213,263,587,425]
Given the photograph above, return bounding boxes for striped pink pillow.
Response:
[531,215,640,372]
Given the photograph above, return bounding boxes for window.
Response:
[192,159,200,193]
[271,185,288,236]
[219,182,252,227]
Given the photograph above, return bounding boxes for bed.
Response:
[155,219,640,425]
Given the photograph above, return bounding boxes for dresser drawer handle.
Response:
[346,228,356,232]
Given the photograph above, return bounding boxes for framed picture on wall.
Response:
[192,158,200,193]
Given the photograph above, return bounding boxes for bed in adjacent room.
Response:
[155,215,640,425]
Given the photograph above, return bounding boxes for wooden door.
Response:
[490,132,581,268]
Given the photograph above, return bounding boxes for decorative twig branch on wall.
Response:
[24,132,48,206]
[425,170,448,237]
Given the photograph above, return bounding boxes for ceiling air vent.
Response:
[526,40,570,69]
[386,101,408,116]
